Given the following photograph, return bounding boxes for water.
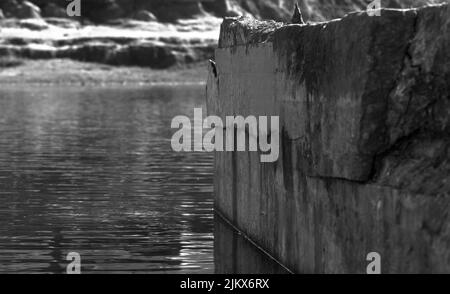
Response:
[0,84,289,274]
[0,85,214,274]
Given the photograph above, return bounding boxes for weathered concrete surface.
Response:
[207,4,450,273]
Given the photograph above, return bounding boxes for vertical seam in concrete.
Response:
[232,129,238,222]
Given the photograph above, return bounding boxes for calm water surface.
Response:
[0,85,214,273]
[0,84,289,274]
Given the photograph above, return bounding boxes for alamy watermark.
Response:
[367,0,381,17]
[66,252,81,274]
[66,0,81,17]
[170,108,280,163]
[366,252,381,274]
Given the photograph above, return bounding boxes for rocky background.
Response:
[0,0,448,70]
[1,0,448,22]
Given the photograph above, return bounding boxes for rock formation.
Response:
[0,0,41,19]
[291,2,305,24]
[42,3,69,18]
[0,17,220,69]
[1,0,449,69]
[133,10,158,22]
[207,3,450,273]
[2,1,449,23]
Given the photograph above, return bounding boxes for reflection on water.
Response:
[0,85,213,273]
[0,84,284,274]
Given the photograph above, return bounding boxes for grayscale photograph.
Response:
[0,0,448,279]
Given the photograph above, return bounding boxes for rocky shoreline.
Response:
[1,0,448,71]
[0,17,220,69]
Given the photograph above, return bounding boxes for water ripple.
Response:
[0,85,214,274]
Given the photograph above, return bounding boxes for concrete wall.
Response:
[207,4,450,273]
[214,214,290,274]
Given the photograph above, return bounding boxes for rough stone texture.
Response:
[133,10,158,22]
[376,4,450,195]
[0,17,219,69]
[2,0,43,19]
[207,4,450,273]
[2,1,448,69]
[218,16,284,47]
[0,37,216,69]
[18,1,42,19]
[291,0,450,22]
[204,0,450,22]
[41,3,69,18]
